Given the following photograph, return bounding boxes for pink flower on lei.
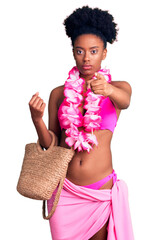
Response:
[83,89,103,131]
[68,67,80,81]
[65,76,84,92]
[66,67,85,93]
[83,114,102,131]
[84,89,104,112]
[64,67,84,103]
[85,133,98,146]
[64,89,83,104]
[98,69,111,82]
[59,104,82,129]
[65,125,98,152]
[65,125,89,152]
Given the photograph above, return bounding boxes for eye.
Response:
[91,49,98,54]
[77,49,83,55]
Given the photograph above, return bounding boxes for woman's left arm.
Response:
[90,73,132,110]
[109,81,132,109]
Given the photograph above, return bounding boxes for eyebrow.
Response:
[75,46,99,50]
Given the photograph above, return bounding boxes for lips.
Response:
[82,65,92,70]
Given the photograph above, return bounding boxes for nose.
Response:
[84,51,90,62]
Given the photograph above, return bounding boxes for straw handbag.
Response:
[17,130,74,219]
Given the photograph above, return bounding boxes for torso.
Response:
[56,85,121,188]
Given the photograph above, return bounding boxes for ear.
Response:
[102,48,107,60]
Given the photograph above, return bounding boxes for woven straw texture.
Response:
[17,131,74,219]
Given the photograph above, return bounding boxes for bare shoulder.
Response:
[49,85,64,107]
[49,85,64,99]
[48,85,64,137]
[111,80,132,96]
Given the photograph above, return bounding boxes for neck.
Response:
[79,73,94,93]
[80,72,95,82]
[80,74,93,81]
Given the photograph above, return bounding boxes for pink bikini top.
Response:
[99,97,117,132]
[58,97,117,133]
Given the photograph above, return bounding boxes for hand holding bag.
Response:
[17,130,74,219]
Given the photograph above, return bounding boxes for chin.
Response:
[79,68,95,77]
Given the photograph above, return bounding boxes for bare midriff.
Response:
[59,129,113,187]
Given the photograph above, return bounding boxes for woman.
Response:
[29,6,134,240]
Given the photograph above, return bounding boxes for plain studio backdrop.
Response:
[0,0,150,239]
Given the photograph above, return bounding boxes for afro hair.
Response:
[63,6,118,47]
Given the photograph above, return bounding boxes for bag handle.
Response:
[36,130,58,153]
[42,176,65,220]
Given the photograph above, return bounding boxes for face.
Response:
[73,34,107,81]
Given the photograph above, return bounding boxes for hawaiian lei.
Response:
[59,66,111,152]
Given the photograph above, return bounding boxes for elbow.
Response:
[124,96,131,109]
[118,96,131,110]
[123,102,130,110]
[121,82,132,109]
[111,81,132,110]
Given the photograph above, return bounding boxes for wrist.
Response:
[32,117,43,126]
[107,83,114,97]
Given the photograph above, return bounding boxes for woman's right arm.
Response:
[29,88,61,149]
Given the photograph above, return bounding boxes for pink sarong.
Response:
[47,177,134,240]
